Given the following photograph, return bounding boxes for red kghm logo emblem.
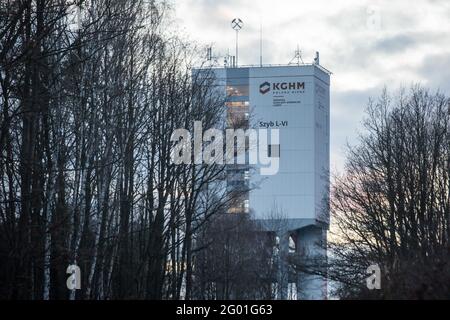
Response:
[259,82,270,94]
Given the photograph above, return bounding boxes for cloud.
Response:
[372,34,416,53]
[330,86,383,171]
[173,0,450,171]
[418,53,450,93]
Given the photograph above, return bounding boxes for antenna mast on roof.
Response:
[260,22,263,67]
[231,18,243,67]
[207,47,212,61]
[289,45,304,65]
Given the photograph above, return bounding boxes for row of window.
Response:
[227,199,250,214]
[226,84,249,215]
[225,101,249,107]
[226,85,249,97]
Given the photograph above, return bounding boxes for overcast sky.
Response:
[173,0,450,172]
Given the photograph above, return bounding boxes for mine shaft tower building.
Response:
[204,59,331,299]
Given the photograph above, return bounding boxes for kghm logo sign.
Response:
[274,82,305,90]
[259,82,271,94]
[259,81,305,94]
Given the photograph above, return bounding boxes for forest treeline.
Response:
[294,87,450,299]
[0,0,263,300]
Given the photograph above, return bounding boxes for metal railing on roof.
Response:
[204,62,332,75]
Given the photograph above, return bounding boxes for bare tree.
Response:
[314,86,449,299]
[0,0,236,300]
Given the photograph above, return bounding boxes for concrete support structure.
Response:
[296,226,327,300]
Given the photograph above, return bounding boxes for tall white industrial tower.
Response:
[198,57,331,299]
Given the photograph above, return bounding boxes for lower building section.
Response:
[268,221,328,300]
[295,225,328,300]
[193,214,327,300]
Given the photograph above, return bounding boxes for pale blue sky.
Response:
[173,0,450,171]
